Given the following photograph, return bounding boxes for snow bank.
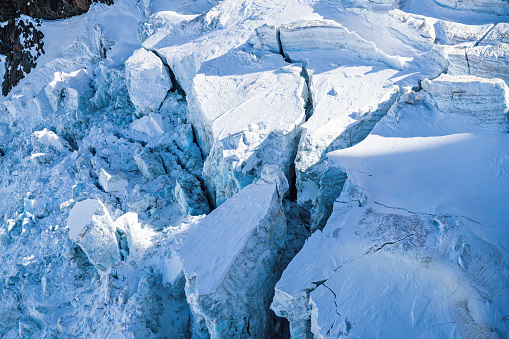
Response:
[67,199,120,272]
[125,48,171,115]
[422,74,509,125]
[188,50,307,205]
[181,166,288,338]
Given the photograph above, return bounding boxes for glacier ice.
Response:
[67,199,120,272]
[125,48,171,116]
[189,48,307,205]
[180,166,288,338]
[1,0,509,337]
[422,74,509,126]
[273,94,509,338]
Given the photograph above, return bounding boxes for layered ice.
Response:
[422,74,509,125]
[279,20,407,70]
[189,49,307,205]
[125,48,171,115]
[180,166,288,338]
[433,0,509,15]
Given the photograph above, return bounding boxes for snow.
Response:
[125,48,171,115]
[1,0,509,337]
[181,166,288,337]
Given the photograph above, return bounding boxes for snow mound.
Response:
[180,166,288,338]
[125,48,171,115]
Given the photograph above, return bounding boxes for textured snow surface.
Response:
[1,0,508,338]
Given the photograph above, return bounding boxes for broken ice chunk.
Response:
[125,48,171,115]
[99,168,128,193]
[133,150,166,181]
[181,166,288,338]
[67,199,120,272]
[31,128,66,152]
[130,113,165,137]
[422,74,509,125]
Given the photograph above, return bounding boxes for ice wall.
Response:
[180,166,288,338]
[188,49,307,206]
[423,74,509,125]
[125,48,171,115]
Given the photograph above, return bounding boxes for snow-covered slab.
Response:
[273,102,509,337]
[422,74,509,125]
[279,20,407,70]
[125,48,171,115]
[180,166,288,338]
[291,51,401,198]
[67,199,120,272]
[189,48,306,205]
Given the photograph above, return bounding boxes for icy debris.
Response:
[189,50,307,205]
[422,74,509,125]
[99,168,128,193]
[433,0,509,15]
[67,199,120,272]
[180,166,288,338]
[125,48,171,115]
[44,69,94,115]
[31,128,67,152]
[133,149,166,181]
[279,20,407,70]
[130,112,165,137]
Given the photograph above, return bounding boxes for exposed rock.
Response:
[0,0,113,96]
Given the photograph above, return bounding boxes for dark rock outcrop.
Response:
[0,0,113,96]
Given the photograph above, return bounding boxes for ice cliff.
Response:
[1,0,508,338]
[181,166,288,338]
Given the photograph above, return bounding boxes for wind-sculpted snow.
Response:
[181,166,288,338]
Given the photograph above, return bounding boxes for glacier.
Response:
[0,0,508,338]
